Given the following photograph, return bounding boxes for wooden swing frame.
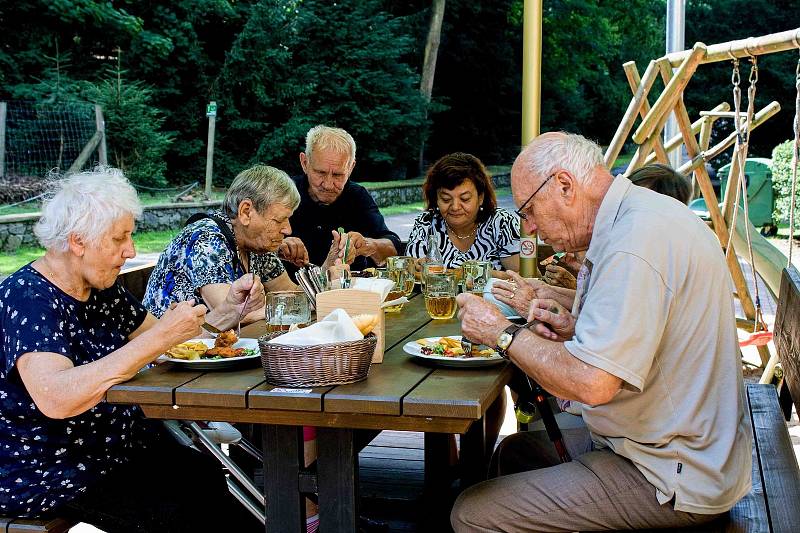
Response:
[606,27,800,367]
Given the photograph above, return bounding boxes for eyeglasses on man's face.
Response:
[515,173,555,221]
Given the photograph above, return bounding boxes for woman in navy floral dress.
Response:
[0,168,264,531]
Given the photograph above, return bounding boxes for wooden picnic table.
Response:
[106,293,512,532]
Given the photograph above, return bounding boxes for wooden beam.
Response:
[644,103,729,166]
[664,28,800,67]
[633,44,707,145]
[0,102,6,178]
[604,60,660,168]
[67,130,102,174]
[677,102,781,175]
[622,61,668,164]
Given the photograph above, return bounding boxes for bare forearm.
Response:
[507,329,616,405]
[22,330,172,418]
[367,238,398,264]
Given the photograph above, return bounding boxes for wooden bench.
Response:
[0,517,72,533]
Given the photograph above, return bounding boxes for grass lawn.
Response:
[0,230,180,275]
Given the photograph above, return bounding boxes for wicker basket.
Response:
[258,332,377,387]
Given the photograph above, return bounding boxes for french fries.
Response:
[166,341,208,360]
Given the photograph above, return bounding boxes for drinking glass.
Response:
[386,256,415,297]
[421,262,445,295]
[266,291,312,332]
[325,264,351,290]
[375,268,408,313]
[462,260,492,295]
[424,270,457,320]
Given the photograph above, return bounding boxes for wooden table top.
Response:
[106,294,512,434]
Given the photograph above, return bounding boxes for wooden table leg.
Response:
[459,416,487,489]
[424,432,452,490]
[262,424,305,533]
[317,427,358,532]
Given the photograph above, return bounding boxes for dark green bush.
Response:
[771,139,800,229]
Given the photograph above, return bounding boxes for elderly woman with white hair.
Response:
[144,164,341,323]
[0,168,263,530]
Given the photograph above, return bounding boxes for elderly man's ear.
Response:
[555,171,577,204]
[299,152,309,173]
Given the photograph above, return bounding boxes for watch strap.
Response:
[497,323,523,358]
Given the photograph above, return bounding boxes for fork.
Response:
[236,293,250,337]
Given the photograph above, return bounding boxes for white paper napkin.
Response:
[268,308,363,346]
[381,296,409,309]
[351,277,395,301]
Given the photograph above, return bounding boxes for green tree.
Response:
[82,69,173,188]
[218,0,427,182]
[772,140,800,229]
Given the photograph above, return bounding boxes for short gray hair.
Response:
[305,125,356,166]
[34,167,142,252]
[518,132,604,185]
[223,165,300,218]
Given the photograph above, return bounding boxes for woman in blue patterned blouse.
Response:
[144,164,343,325]
[0,168,263,530]
[406,152,520,276]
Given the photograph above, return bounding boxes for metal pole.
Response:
[520,0,543,278]
[665,0,685,170]
[0,102,6,178]
[95,104,107,166]
[205,101,216,198]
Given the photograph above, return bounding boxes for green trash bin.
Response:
[718,157,776,235]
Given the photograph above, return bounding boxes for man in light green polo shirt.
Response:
[451,132,751,531]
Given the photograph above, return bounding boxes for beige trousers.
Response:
[450,425,723,532]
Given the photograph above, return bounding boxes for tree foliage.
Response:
[771,140,800,228]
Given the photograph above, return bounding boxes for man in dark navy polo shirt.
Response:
[283,125,401,274]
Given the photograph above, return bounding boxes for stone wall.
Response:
[0,175,509,252]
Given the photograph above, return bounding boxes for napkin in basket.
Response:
[267,308,362,346]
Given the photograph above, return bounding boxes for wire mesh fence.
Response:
[0,100,98,206]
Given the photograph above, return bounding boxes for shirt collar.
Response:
[585,175,632,264]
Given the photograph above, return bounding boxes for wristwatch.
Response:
[495,324,524,359]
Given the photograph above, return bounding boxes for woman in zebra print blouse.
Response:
[406,153,520,276]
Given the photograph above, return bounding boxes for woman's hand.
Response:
[278,237,309,267]
[153,300,207,350]
[527,299,575,342]
[491,270,541,317]
[543,264,577,290]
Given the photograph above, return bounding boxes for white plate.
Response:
[403,336,505,368]
[158,338,261,370]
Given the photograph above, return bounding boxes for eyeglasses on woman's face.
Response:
[515,173,555,221]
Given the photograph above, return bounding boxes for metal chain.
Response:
[788,50,800,268]
[725,60,744,257]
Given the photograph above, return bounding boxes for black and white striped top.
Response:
[405,209,521,269]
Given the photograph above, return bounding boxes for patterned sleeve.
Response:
[250,252,285,282]
[185,227,238,289]
[405,212,431,259]
[1,281,74,366]
[493,208,521,257]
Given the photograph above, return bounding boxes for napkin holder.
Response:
[316,289,385,363]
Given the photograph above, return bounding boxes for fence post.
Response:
[0,102,6,178]
[95,104,107,166]
[205,101,217,198]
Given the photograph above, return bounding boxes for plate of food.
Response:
[402,336,505,368]
[159,331,261,370]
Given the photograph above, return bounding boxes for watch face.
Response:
[497,332,513,350]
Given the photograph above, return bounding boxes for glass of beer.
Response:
[421,261,446,295]
[376,268,408,313]
[386,256,415,297]
[462,260,492,295]
[424,270,457,320]
[266,290,311,332]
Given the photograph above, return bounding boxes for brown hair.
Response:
[628,164,691,205]
[423,153,497,223]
